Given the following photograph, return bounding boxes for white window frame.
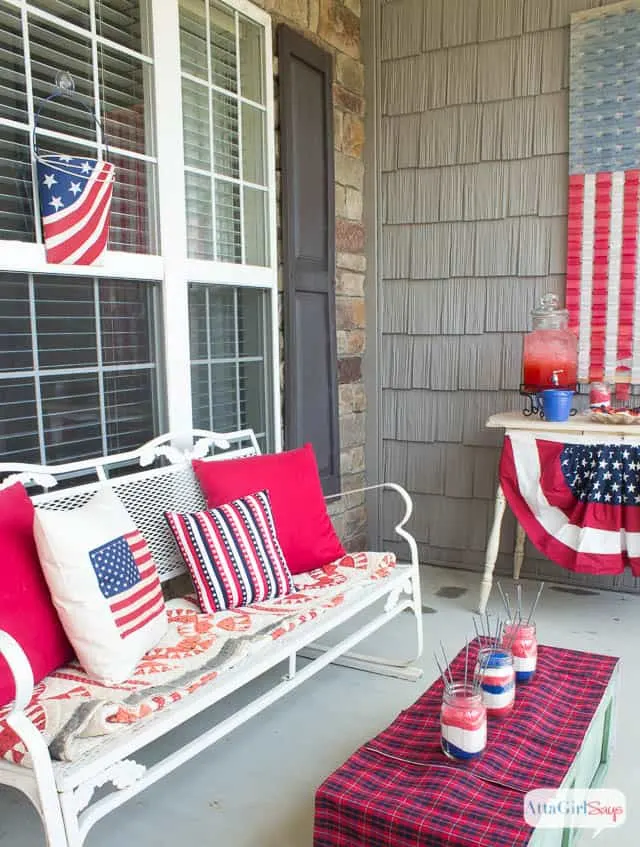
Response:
[0,0,281,454]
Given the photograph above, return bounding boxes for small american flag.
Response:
[89,530,164,640]
[36,154,115,266]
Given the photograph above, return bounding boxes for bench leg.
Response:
[298,643,423,681]
[478,485,507,615]
[299,570,424,682]
[59,790,83,847]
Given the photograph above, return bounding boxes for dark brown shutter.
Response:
[278,25,340,495]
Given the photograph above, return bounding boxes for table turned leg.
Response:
[478,485,507,614]
[513,522,525,581]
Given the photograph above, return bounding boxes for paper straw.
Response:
[496,582,511,619]
[434,652,450,691]
[440,641,454,686]
[526,581,545,625]
[464,637,469,689]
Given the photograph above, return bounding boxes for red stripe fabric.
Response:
[45,182,113,264]
[165,491,295,613]
[42,164,109,235]
[589,172,612,380]
[499,438,640,575]
[618,170,640,369]
[566,173,585,334]
[119,597,165,639]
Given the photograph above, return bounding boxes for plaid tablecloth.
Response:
[314,643,619,847]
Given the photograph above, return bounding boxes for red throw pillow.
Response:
[192,444,345,574]
[0,483,73,707]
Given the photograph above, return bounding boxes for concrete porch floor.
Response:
[1,564,638,847]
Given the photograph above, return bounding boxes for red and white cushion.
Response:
[165,490,295,613]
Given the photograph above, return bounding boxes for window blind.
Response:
[179,0,269,265]
[0,0,157,252]
[0,272,161,464]
[188,283,268,446]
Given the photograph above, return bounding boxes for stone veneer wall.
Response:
[252,0,368,549]
[377,0,640,590]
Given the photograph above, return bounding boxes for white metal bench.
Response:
[0,429,423,847]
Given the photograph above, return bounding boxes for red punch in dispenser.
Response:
[522,294,578,398]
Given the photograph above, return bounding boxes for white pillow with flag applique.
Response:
[33,486,167,684]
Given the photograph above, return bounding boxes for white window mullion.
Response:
[93,278,109,455]
[89,0,104,157]
[234,10,246,265]
[262,13,281,450]
[233,286,241,429]
[20,1,42,245]
[28,274,46,464]
[150,0,192,436]
[204,0,219,261]
[205,286,214,429]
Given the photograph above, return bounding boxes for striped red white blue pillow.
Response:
[165,490,295,613]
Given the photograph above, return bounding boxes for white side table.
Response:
[478,411,640,613]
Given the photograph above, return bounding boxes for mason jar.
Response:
[440,682,487,761]
[502,622,537,683]
[475,647,515,718]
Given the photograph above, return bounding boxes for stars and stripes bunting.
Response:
[89,530,165,639]
[36,154,115,266]
[500,432,640,576]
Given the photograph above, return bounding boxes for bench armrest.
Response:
[325,482,418,567]
[0,631,35,716]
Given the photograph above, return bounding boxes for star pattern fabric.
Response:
[90,536,140,599]
[560,444,640,505]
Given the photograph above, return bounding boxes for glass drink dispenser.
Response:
[522,294,578,394]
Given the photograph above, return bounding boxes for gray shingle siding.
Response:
[378,0,629,590]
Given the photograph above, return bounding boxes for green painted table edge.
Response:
[528,660,620,846]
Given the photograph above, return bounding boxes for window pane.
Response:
[29,0,90,30]
[35,277,97,369]
[41,373,102,462]
[243,186,267,266]
[239,18,263,104]
[109,152,157,253]
[191,363,211,429]
[0,125,33,241]
[241,103,265,185]
[0,273,31,371]
[29,18,96,144]
[180,0,207,80]
[0,3,27,123]
[105,369,156,453]
[185,170,214,259]
[101,46,150,157]
[188,284,270,441]
[182,78,210,170]
[212,91,239,178]
[210,1,237,93]
[239,360,265,436]
[238,288,263,357]
[97,0,144,56]
[0,3,157,254]
[100,280,153,365]
[209,361,237,431]
[0,274,162,466]
[189,284,236,359]
[215,178,241,262]
[0,378,39,462]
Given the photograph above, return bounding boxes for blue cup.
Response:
[539,389,574,422]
